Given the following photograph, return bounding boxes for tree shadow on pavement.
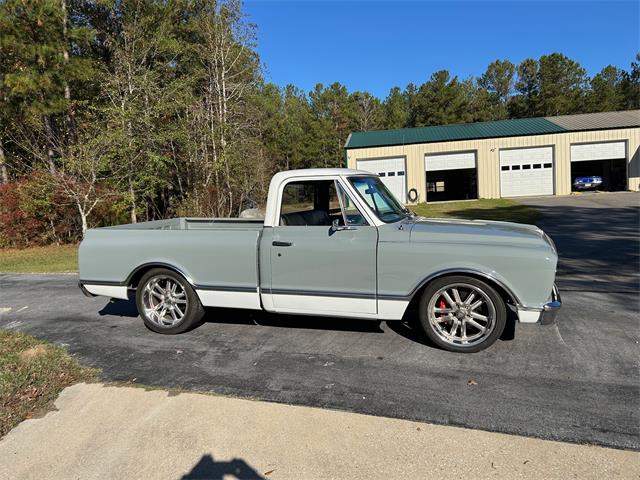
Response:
[182,454,266,480]
[519,198,640,292]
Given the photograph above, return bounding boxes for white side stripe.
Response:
[196,289,261,310]
[377,299,410,320]
[83,284,129,300]
[272,294,376,315]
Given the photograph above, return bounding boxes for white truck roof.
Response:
[270,168,373,182]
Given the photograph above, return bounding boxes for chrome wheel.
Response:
[142,275,188,327]
[427,283,496,347]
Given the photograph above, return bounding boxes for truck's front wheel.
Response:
[136,268,205,334]
[418,275,506,353]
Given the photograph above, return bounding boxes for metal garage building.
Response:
[344,110,640,203]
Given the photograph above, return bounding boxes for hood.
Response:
[409,217,555,251]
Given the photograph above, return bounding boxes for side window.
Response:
[281,182,316,215]
[279,180,334,227]
[336,182,368,226]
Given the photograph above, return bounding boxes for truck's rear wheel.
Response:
[418,275,506,353]
[136,268,204,334]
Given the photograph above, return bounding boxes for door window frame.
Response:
[334,180,369,227]
[274,176,378,227]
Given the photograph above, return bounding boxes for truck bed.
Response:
[79,218,263,299]
[102,217,264,231]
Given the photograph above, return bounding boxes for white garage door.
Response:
[425,151,476,171]
[571,141,626,162]
[500,147,554,197]
[356,157,406,202]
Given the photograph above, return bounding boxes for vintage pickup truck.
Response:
[79,168,561,353]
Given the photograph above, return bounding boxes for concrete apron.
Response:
[0,383,637,480]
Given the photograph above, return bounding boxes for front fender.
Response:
[377,240,557,309]
[387,265,522,306]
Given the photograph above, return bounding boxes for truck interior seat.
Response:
[239,208,266,219]
[280,210,330,226]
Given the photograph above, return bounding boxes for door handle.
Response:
[272,241,293,247]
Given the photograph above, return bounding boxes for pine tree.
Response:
[588,65,625,112]
[382,87,409,129]
[536,53,588,116]
[479,59,515,119]
[309,82,356,167]
[0,0,96,173]
[620,53,640,109]
[510,58,539,118]
[413,71,471,126]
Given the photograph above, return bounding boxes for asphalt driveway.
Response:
[518,191,640,293]
[1,192,639,450]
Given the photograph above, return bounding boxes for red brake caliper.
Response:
[438,298,447,321]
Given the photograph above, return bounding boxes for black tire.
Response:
[418,275,506,353]
[135,268,205,334]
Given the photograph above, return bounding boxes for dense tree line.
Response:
[0,0,638,246]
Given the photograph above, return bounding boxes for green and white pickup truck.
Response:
[79,168,561,353]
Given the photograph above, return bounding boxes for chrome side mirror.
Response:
[331,218,356,232]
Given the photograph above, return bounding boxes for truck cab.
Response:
[260,169,394,319]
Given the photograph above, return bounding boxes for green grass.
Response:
[0,244,78,273]
[411,198,540,224]
[0,330,98,437]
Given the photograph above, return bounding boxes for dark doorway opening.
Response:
[571,158,627,192]
[426,168,477,202]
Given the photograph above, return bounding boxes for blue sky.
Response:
[245,0,640,98]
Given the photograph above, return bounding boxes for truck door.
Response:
[266,178,378,317]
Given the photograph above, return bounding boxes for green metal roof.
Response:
[345,117,567,149]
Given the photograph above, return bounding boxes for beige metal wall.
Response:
[346,127,640,203]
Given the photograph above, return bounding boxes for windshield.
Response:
[349,176,408,223]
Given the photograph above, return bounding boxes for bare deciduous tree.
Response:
[187,0,262,217]
[0,139,8,184]
[54,138,123,234]
[9,124,123,235]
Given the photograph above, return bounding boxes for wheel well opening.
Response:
[411,272,518,308]
[127,265,191,289]
[128,268,147,288]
